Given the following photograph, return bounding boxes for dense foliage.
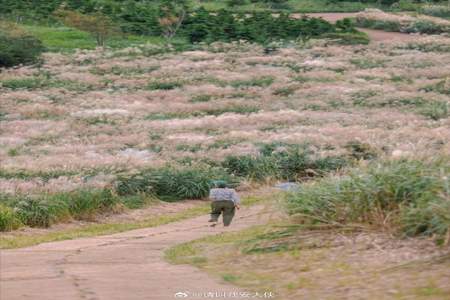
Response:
[0,0,363,43]
[183,9,348,43]
[222,144,349,181]
[286,157,450,240]
[115,166,239,201]
[0,23,45,68]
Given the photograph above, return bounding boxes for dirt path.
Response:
[303,12,418,42]
[0,205,275,300]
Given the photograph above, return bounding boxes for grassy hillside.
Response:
[1,34,449,230]
[21,25,182,52]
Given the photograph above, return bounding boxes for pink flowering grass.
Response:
[0,36,449,194]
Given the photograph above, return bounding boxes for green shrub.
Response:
[420,5,450,19]
[222,155,279,181]
[15,197,69,228]
[230,76,274,88]
[1,76,93,91]
[183,9,340,44]
[115,166,238,202]
[321,32,370,45]
[273,86,297,97]
[422,79,450,95]
[0,29,45,68]
[1,77,48,90]
[223,144,348,181]
[63,189,119,220]
[419,101,449,121]
[0,204,22,231]
[8,189,118,227]
[286,157,450,239]
[345,140,379,160]
[355,18,401,32]
[195,105,260,116]
[145,112,186,120]
[405,20,444,35]
[190,94,213,103]
[147,81,183,90]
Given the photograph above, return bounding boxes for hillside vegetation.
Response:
[1,33,449,231]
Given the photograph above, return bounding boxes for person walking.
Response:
[208,181,240,227]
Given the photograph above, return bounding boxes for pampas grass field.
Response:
[1,37,449,196]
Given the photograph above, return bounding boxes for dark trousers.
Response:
[210,200,236,226]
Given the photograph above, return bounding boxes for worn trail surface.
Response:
[305,12,418,42]
[1,205,272,300]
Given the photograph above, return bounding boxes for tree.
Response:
[54,7,118,47]
[158,0,189,39]
[0,21,45,68]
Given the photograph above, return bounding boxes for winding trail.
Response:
[0,14,421,299]
[1,205,274,300]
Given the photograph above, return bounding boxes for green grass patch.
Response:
[0,204,209,249]
[0,204,22,231]
[222,143,349,181]
[115,166,239,202]
[321,31,370,45]
[190,94,214,103]
[147,81,183,90]
[0,75,94,91]
[0,193,270,249]
[286,156,450,241]
[230,76,275,88]
[21,25,169,52]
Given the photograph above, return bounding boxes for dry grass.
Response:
[0,38,449,195]
[166,224,450,299]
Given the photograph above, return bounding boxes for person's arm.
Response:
[232,190,240,209]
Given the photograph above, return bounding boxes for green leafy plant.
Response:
[286,157,450,240]
[15,198,69,228]
[223,144,348,181]
[115,166,238,202]
[147,81,183,90]
[0,22,45,68]
[0,204,22,231]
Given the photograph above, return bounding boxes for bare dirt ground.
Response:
[0,205,275,300]
[305,12,418,42]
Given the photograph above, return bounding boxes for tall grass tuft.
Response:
[15,197,70,227]
[0,204,22,231]
[62,189,120,220]
[115,166,238,202]
[286,157,450,241]
[223,144,348,182]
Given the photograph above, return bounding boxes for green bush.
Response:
[273,86,297,97]
[147,81,183,90]
[222,155,279,181]
[115,166,238,201]
[1,75,93,91]
[420,5,450,19]
[321,32,370,45]
[405,20,444,35]
[183,9,343,44]
[286,157,450,240]
[0,30,45,68]
[419,101,449,121]
[1,77,48,90]
[355,18,401,32]
[422,79,450,95]
[3,189,118,228]
[0,204,22,231]
[62,189,120,220]
[15,197,69,228]
[223,144,348,181]
[230,76,274,88]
